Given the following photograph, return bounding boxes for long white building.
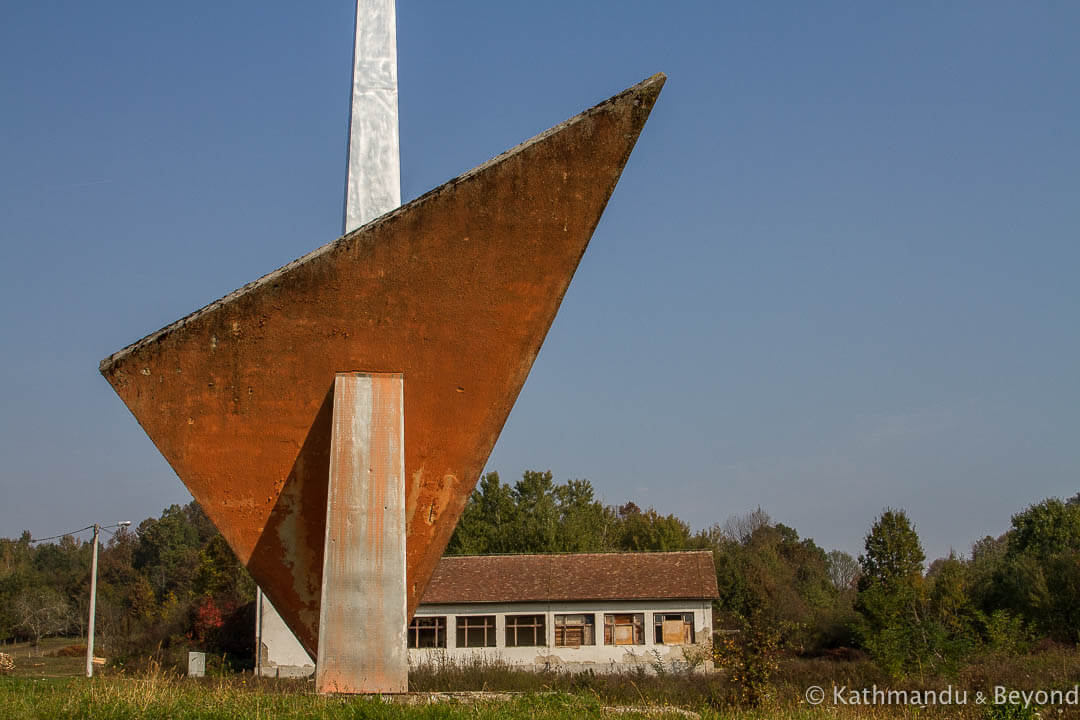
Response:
[408,551,719,673]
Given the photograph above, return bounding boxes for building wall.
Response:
[409,599,714,673]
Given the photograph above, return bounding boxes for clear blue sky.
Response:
[1,2,1077,562]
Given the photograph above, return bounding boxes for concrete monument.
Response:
[100,1,665,695]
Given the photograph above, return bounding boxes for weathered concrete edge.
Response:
[98,72,667,376]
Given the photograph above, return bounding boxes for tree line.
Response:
[1,469,1077,677]
[0,503,253,664]
[448,472,1080,676]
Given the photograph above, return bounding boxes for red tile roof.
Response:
[418,551,719,605]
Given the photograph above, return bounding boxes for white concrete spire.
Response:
[343,0,401,234]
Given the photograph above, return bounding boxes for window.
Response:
[505,614,546,647]
[554,614,595,647]
[653,612,695,645]
[455,615,497,648]
[408,616,446,648]
[603,613,644,645]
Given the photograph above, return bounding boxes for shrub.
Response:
[712,621,783,707]
[983,609,1035,654]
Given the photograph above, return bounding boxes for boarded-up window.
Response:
[554,614,595,647]
[603,613,644,645]
[408,616,446,648]
[505,614,546,647]
[653,612,694,645]
[456,615,497,648]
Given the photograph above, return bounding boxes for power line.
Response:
[99,526,124,540]
[29,522,130,544]
[29,525,94,543]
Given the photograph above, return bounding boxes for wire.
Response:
[29,525,95,543]
[29,522,130,544]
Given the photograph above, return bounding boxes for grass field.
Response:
[0,673,1069,720]
[2,640,1079,719]
[0,675,1006,720]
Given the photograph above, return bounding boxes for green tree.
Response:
[446,472,518,555]
[855,508,930,676]
[859,509,925,586]
[553,479,618,552]
[617,504,692,552]
[926,554,978,636]
[922,553,982,665]
[711,510,852,653]
[133,503,214,598]
[448,471,655,555]
[1008,498,1080,559]
[193,535,255,607]
[128,575,158,624]
[976,497,1080,642]
[510,471,560,553]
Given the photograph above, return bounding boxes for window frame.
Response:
[504,614,546,648]
[653,612,695,645]
[603,613,645,646]
[554,613,596,647]
[407,615,447,649]
[455,614,497,648]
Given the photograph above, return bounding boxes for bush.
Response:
[712,621,783,707]
[983,609,1035,654]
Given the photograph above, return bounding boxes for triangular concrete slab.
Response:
[100,73,665,658]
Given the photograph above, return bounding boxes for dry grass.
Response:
[0,672,698,720]
[0,671,1071,719]
[0,672,1057,720]
[2,645,1079,719]
[411,648,1080,719]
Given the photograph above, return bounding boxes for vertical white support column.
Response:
[343,0,401,234]
[316,372,407,694]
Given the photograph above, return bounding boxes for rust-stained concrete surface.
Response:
[99,73,665,660]
[316,373,406,693]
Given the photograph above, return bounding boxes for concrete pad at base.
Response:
[316,373,407,694]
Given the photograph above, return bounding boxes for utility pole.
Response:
[85,521,130,678]
[85,524,99,678]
